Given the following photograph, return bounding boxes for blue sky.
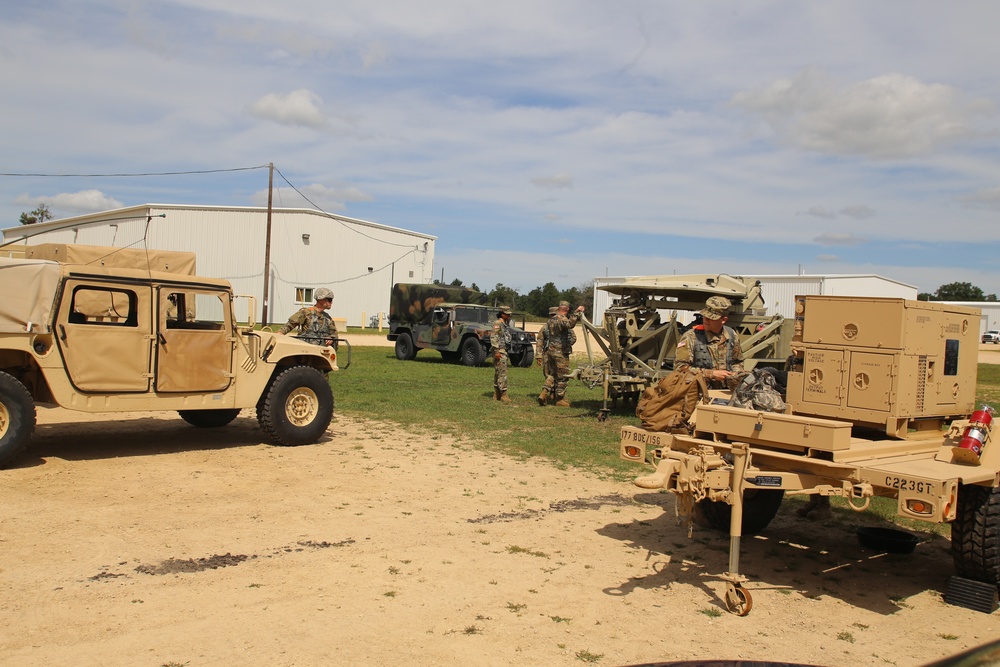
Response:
[2,1,999,296]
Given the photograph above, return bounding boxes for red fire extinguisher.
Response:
[953,405,995,465]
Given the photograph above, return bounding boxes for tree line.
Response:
[432,278,595,318]
[918,282,998,302]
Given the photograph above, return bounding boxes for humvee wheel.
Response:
[394,333,417,361]
[460,337,485,366]
[694,489,784,536]
[0,371,36,468]
[725,583,753,616]
[510,346,535,368]
[257,366,334,446]
[951,483,1000,586]
[178,409,242,428]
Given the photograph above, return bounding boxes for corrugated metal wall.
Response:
[3,205,435,327]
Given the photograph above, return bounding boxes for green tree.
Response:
[19,204,52,225]
[487,283,520,310]
[935,282,986,301]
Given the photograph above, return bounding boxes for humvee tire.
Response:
[509,346,535,368]
[951,483,1000,585]
[394,333,417,361]
[460,337,485,367]
[178,409,242,428]
[257,366,334,446]
[0,371,35,468]
[693,489,784,535]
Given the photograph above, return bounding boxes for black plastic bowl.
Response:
[856,526,919,554]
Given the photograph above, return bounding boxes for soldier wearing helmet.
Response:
[279,287,338,348]
[673,295,743,388]
[492,306,513,403]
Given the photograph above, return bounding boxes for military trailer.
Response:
[574,274,793,418]
[619,295,997,615]
[0,244,341,468]
[387,283,536,367]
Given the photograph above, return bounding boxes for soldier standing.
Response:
[536,306,558,405]
[279,287,338,348]
[673,295,743,389]
[542,301,584,407]
[492,306,513,403]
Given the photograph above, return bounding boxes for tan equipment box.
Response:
[786,296,980,437]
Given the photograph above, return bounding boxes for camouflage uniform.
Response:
[536,306,557,403]
[542,302,581,405]
[279,287,337,348]
[674,296,743,389]
[279,307,337,347]
[492,306,513,402]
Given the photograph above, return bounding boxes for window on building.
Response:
[408,271,414,278]
[295,287,314,304]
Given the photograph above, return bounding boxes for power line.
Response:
[0,165,270,177]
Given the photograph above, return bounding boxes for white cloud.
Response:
[732,69,994,158]
[15,190,124,214]
[840,205,875,219]
[799,206,837,219]
[957,187,1000,210]
[253,183,373,211]
[814,233,867,247]
[247,89,330,129]
[530,174,574,189]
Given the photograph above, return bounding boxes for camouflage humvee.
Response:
[0,243,341,468]
[619,295,997,615]
[387,283,536,366]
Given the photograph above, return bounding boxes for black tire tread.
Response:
[257,366,334,446]
[951,484,1000,585]
[0,371,35,468]
[693,489,784,535]
[460,337,485,366]
[178,408,242,428]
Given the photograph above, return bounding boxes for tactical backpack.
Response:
[636,368,710,432]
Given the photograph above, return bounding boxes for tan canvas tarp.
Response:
[25,243,196,275]
[0,258,62,333]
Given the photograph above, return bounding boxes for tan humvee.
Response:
[0,244,340,467]
[620,295,995,615]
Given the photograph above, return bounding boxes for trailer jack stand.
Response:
[723,443,753,616]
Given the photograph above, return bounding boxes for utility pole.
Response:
[262,163,274,325]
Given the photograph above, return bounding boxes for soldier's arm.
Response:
[730,332,745,374]
[278,310,304,335]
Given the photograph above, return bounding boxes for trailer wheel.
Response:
[394,333,417,360]
[257,366,334,446]
[460,337,485,366]
[0,371,35,468]
[694,489,784,536]
[178,409,241,428]
[510,346,535,368]
[951,483,1000,585]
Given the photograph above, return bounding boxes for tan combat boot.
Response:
[494,388,502,401]
[499,391,512,403]
[555,398,570,407]
[537,389,549,406]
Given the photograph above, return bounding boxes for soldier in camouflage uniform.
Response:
[492,306,513,402]
[535,306,557,404]
[674,295,743,389]
[279,287,338,348]
[542,301,584,407]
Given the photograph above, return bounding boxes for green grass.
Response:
[329,349,1000,504]
[328,346,641,479]
[977,363,1000,407]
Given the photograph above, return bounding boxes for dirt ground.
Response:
[3,346,1000,667]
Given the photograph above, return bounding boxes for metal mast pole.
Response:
[262,162,274,326]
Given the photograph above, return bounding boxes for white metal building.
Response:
[592,273,918,323]
[1,204,436,327]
